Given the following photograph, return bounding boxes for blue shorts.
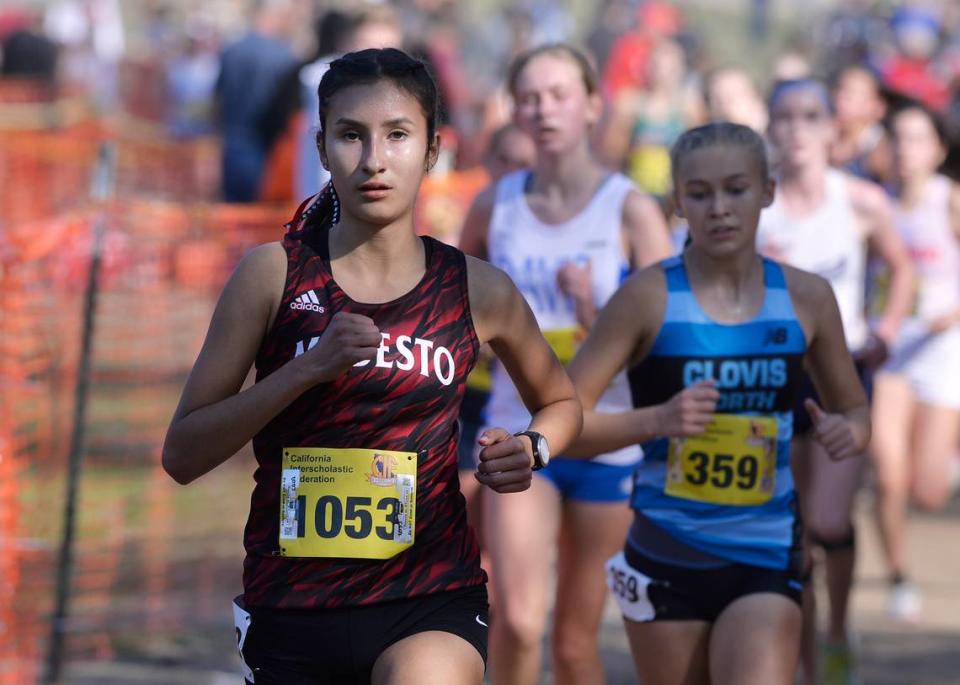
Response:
[537,457,636,503]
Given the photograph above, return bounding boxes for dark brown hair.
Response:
[299,48,441,234]
[318,47,440,142]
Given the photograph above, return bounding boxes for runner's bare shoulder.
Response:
[219,241,289,335]
[464,254,517,322]
[779,263,837,338]
[612,261,669,327]
[459,184,498,257]
[469,183,498,214]
[594,261,669,362]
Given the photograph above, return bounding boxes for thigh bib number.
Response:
[665,414,778,506]
[279,447,417,559]
[605,551,656,622]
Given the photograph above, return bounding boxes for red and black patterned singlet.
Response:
[243,198,485,609]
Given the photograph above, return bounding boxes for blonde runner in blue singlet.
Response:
[567,122,871,685]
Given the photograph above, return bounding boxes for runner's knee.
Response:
[493,600,547,649]
[873,466,908,498]
[551,625,598,671]
[911,481,951,511]
[809,525,855,553]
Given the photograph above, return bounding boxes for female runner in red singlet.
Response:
[163,48,581,685]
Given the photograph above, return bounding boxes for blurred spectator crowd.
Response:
[3,0,960,231]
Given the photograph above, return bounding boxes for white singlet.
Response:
[487,170,642,466]
[756,168,869,350]
[882,174,960,409]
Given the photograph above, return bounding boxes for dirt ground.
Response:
[57,491,960,685]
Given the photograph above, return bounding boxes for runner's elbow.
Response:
[161,439,197,485]
[563,396,584,449]
[569,395,584,432]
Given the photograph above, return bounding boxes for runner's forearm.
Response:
[526,397,583,459]
[163,359,318,484]
[564,405,662,458]
[573,297,598,330]
[843,404,871,454]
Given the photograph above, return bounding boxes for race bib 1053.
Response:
[279,447,417,559]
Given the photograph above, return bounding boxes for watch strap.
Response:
[515,430,546,470]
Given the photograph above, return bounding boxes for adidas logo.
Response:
[290,289,326,313]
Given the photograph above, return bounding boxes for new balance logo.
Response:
[290,290,325,313]
[763,327,788,346]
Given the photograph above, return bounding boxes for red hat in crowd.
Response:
[0,7,31,41]
[638,2,684,38]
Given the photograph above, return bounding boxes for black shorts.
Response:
[792,360,873,436]
[235,585,489,684]
[619,545,803,623]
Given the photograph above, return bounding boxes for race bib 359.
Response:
[666,414,778,506]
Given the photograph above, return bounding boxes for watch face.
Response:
[537,435,550,464]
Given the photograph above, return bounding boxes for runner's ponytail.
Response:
[287,183,339,241]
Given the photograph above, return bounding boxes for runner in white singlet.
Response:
[460,44,673,685]
[758,79,914,685]
[485,171,643,470]
[871,104,960,624]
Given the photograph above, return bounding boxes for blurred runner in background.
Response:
[871,103,960,625]
[461,43,672,685]
[600,37,705,201]
[831,65,893,185]
[759,78,914,685]
[704,66,768,133]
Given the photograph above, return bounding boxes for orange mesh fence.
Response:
[0,101,294,679]
[111,118,221,203]
[1,211,88,685]
[0,125,101,229]
[0,91,492,680]
[0,117,220,232]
